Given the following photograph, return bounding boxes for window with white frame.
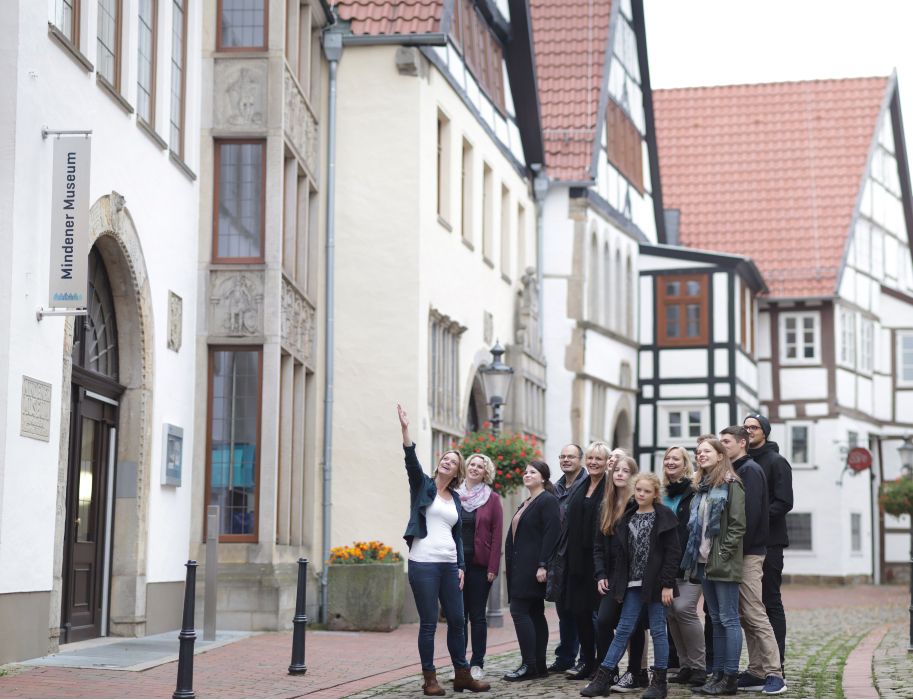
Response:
[899,332,913,386]
[780,311,820,363]
[839,308,856,367]
[786,513,812,550]
[660,404,707,443]
[850,513,862,553]
[788,423,812,467]
[859,318,874,373]
[429,310,465,459]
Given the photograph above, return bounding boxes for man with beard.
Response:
[743,413,793,677]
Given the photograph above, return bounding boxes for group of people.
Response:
[396,404,793,699]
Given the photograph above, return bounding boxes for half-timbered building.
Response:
[654,76,913,582]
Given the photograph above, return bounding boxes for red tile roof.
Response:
[332,0,445,36]
[530,0,612,181]
[654,77,890,298]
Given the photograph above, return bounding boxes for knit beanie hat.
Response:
[744,413,771,437]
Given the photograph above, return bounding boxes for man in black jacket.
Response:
[547,444,585,673]
[721,427,785,695]
[744,413,794,675]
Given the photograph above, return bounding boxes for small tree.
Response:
[455,426,542,496]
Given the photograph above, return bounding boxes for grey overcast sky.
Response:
[643,0,913,145]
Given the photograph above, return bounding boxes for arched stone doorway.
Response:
[611,399,634,452]
[51,194,154,644]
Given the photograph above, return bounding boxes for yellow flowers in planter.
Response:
[328,540,402,565]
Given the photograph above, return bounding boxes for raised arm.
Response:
[397,403,412,447]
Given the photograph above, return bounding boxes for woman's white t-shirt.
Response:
[409,494,458,563]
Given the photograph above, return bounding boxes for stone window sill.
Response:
[169,151,197,181]
[97,75,134,116]
[48,23,93,72]
[137,118,167,150]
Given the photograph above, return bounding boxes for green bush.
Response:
[455,427,542,495]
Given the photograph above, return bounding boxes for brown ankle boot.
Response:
[453,665,491,693]
[422,670,446,696]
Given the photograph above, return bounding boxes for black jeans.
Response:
[408,561,468,672]
[596,594,647,671]
[509,596,549,670]
[762,546,787,666]
[462,564,492,667]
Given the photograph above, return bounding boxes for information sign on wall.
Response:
[20,376,52,442]
[48,137,91,308]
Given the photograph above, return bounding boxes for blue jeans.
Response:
[699,564,742,675]
[408,561,469,671]
[599,588,669,671]
[554,603,580,667]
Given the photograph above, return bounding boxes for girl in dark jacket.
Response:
[397,404,489,696]
[456,453,503,679]
[582,473,681,700]
[503,460,561,681]
[559,441,611,679]
[661,446,706,687]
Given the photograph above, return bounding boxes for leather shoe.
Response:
[503,664,538,682]
[547,660,572,674]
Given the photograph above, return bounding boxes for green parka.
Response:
[704,479,746,582]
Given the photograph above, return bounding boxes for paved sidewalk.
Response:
[872,620,913,698]
[0,585,907,699]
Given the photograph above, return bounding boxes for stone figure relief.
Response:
[283,67,318,170]
[167,291,182,352]
[214,59,267,129]
[515,266,541,353]
[210,271,264,336]
[281,277,316,364]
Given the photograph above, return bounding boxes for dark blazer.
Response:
[748,440,794,547]
[733,455,770,556]
[467,493,503,576]
[594,500,681,604]
[402,443,465,570]
[505,490,560,601]
[661,478,696,580]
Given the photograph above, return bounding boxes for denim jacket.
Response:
[402,443,465,570]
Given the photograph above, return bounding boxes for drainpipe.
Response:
[319,24,343,625]
[531,164,548,354]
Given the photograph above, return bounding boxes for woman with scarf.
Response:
[456,453,504,680]
[396,404,490,696]
[661,446,706,688]
[682,438,746,697]
[559,441,611,680]
[503,460,560,681]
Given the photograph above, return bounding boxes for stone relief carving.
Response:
[214,60,267,128]
[167,291,182,352]
[210,271,264,336]
[284,67,318,171]
[281,277,316,363]
[515,267,541,354]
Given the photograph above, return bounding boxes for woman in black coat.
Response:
[503,460,560,681]
[559,441,611,679]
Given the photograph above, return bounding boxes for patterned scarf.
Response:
[680,478,729,578]
[457,481,492,512]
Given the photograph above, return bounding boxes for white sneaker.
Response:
[470,665,484,681]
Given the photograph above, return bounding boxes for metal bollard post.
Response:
[173,560,198,699]
[204,506,219,641]
[288,558,309,675]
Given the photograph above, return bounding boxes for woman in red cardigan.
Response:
[456,453,504,680]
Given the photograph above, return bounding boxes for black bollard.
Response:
[173,560,198,699]
[288,557,309,675]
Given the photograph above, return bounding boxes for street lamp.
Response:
[479,341,514,437]
[478,341,514,629]
[899,436,913,652]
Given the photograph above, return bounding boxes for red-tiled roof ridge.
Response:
[530,0,613,182]
[332,0,446,37]
[654,75,891,298]
[654,74,891,93]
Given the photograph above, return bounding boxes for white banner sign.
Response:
[49,137,91,308]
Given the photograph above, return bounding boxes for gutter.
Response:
[532,165,548,352]
[319,23,344,625]
[341,32,448,46]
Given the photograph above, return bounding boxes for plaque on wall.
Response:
[162,424,184,487]
[21,376,52,442]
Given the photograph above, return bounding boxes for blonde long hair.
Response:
[600,455,639,534]
[661,445,694,487]
[693,438,740,488]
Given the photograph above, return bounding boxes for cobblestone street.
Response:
[0,585,909,698]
